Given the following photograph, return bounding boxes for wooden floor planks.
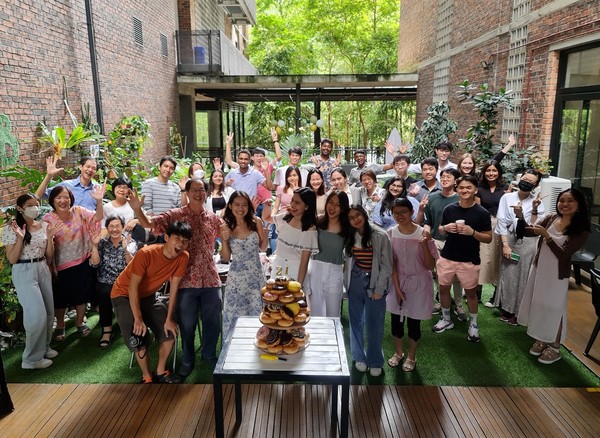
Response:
[1,383,599,438]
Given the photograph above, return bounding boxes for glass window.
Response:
[564,46,600,88]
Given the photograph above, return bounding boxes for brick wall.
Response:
[0,0,180,205]
[400,0,600,155]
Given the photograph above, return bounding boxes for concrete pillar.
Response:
[179,94,196,158]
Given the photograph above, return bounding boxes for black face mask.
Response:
[518,180,535,192]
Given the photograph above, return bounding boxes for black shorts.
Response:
[54,259,93,308]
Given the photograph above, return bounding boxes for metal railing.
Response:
[176,30,257,75]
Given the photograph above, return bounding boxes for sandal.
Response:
[538,346,561,365]
[99,329,113,349]
[77,324,91,337]
[402,358,417,372]
[54,328,66,342]
[387,353,404,368]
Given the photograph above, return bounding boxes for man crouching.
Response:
[111,221,191,383]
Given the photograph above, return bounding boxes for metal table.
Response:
[213,316,350,437]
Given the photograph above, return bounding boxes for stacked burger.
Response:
[255,276,311,355]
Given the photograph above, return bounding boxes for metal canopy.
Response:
[178,73,418,103]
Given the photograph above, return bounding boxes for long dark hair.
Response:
[318,190,351,240]
[345,205,373,257]
[306,168,325,196]
[283,187,317,231]
[15,194,38,245]
[479,160,506,189]
[208,170,226,196]
[379,176,406,216]
[556,188,590,235]
[223,191,257,232]
[284,166,302,192]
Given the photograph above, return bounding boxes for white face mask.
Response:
[193,169,205,180]
[23,206,40,219]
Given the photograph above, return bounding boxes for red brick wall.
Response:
[400,0,600,154]
[0,0,179,205]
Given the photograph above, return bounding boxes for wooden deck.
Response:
[2,383,599,437]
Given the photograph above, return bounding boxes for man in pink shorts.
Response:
[432,175,492,342]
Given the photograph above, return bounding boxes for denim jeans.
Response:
[176,287,222,365]
[347,265,386,368]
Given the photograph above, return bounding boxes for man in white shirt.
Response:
[408,141,458,180]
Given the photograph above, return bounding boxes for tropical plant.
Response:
[0,238,21,329]
[411,101,458,162]
[37,122,104,159]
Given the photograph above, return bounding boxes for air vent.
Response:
[133,17,143,46]
[160,33,168,57]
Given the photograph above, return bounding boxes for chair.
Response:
[584,268,600,356]
[571,222,600,285]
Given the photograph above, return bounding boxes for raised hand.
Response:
[384,140,396,156]
[398,142,409,154]
[91,181,107,201]
[46,221,64,239]
[310,155,319,166]
[127,189,145,210]
[226,132,234,145]
[122,234,132,250]
[251,196,261,211]
[510,201,524,219]
[507,134,516,148]
[532,193,544,210]
[419,193,429,211]
[11,220,26,239]
[45,156,64,178]
[334,152,342,167]
[213,157,223,171]
[91,230,102,246]
[219,222,231,241]
[270,127,278,142]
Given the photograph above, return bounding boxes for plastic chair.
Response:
[571,222,600,285]
[584,268,600,357]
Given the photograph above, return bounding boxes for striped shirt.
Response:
[141,177,181,215]
[353,246,373,271]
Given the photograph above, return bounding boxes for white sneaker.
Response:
[484,301,495,308]
[454,305,468,322]
[432,318,454,333]
[468,325,481,343]
[432,303,442,314]
[369,367,382,377]
[45,348,59,359]
[22,358,53,369]
[355,361,367,372]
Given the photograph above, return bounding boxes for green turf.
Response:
[2,287,600,387]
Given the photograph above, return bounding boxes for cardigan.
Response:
[521,214,590,280]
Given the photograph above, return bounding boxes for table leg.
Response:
[331,384,338,423]
[213,376,224,438]
[235,380,242,423]
[340,381,349,438]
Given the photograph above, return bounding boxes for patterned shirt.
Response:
[1,222,48,260]
[314,157,337,190]
[152,206,222,289]
[93,237,128,285]
[43,206,100,271]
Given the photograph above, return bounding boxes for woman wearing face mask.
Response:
[2,194,62,369]
[494,169,544,325]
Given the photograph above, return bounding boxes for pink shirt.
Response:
[43,206,100,271]
[256,164,274,202]
[152,206,222,289]
[275,186,294,213]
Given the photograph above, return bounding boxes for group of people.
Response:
[1,132,591,381]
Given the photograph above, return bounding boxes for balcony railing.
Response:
[176,30,257,76]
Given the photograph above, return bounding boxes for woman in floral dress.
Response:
[220,191,268,339]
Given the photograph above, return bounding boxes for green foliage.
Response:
[0,239,20,326]
[102,116,151,189]
[412,101,458,162]
[0,166,45,190]
[37,122,104,159]
[455,80,514,158]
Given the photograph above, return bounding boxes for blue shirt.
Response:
[224,167,265,199]
[45,176,99,210]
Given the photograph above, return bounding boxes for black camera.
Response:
[128,334,145,350]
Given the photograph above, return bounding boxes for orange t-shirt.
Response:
[110,244,189,299]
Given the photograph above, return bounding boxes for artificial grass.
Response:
[2,287,600,387]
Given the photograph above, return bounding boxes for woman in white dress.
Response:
[262,187,318,285]
[518,189,590,364]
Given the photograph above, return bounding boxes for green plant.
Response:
[102,116,151,189]
[0,240,21,327]
[455,80,514,158]
[37,122,104,159]
[412,101,458,162]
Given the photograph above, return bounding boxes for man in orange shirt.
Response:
[111,221,191,383]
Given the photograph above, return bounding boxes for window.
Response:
[133,17,143,47]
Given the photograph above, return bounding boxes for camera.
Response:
[128,334,145,350]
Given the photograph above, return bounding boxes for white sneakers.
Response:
[45,348,59,359]
[355,361,383,377]
[432,318,455,333]
[467,325,481,343]
[22,358,53,369]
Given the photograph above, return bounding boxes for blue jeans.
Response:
[176,287,222,365]
[348,265,386,368]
